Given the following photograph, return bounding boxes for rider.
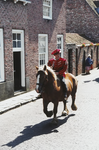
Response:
[48,49,68,98]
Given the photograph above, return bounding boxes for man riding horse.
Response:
[35,56,77,123]
[48,49,68,98]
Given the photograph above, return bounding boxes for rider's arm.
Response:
[48,59,54,67]
[58,60,68,76]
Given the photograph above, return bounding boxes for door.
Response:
[12,30,25,92]
[0,29,4,82]
[13,52,21,91]
[68,49,72,73]
[82,50,85,73]
[76,48,78,76]
[96,47,98,67]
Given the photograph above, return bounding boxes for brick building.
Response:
[0,0,99,101]
[66,0,99,75]
[66,0,99,42]
[0,0,66,101]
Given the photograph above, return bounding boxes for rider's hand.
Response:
[55,72,59,75]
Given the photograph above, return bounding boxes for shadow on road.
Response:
[83,80,91,83]
[92,78,99,83]
[2,114,75,148]
[83,78,99,83]
[81,73,91,76]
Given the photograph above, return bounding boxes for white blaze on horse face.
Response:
[36,74,40,92]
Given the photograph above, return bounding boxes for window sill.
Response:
[0,79,4,83]
[4,0,31,5]
[43,16,52,20]
[14,0,31,5]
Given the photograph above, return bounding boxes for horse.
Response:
[35,65,78,124]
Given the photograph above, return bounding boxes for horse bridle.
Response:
[36,73,48,93]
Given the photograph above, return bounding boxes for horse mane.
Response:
[46,66,57,80]
[37,65,57,80]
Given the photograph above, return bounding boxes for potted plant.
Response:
[89,43,94,46]
[96,43,99,46]
[81,43,86,47]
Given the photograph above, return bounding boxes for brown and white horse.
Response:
[35,65,78,124]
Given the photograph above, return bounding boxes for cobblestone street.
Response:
[0,68,99,150]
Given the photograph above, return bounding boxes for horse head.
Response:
[35,65,48,93]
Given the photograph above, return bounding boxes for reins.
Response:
[36,72,48,93]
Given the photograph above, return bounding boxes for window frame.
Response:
[13,33,21,50]
[12,31,23,52]
[43,0,52,20]
[0,29,4,82]
[38,34,48,67]
[57,35,63,58]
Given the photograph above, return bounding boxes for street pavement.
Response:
[0,68,99,150]
[0,68,98,114]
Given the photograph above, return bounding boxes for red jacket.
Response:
[48,57,68,77]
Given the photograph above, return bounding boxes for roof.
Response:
[94,1,99,7]
[86,0,99,15]
[66,33,94,45]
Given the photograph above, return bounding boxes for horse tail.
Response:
[72,76,78,96]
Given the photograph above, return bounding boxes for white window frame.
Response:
[38,34,48,67]
[0,29,4,82]
[43,0,52,20]
[57,35,63,58]
[12,29,25,87]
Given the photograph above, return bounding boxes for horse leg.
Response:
[62,99,69,116]
[43,100,53,117]
[52,102,58,124]
[71,94,77,111]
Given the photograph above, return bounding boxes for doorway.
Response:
[13,52,21,91]
[76,48,78,76]
[82,50,85,73]
[12,30,25,92]
[96,47,98,67]
[68,49,72,73]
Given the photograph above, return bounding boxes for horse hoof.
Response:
[71,105,77,111]
[51,119,58,125]
[62,110,68,116]
[46,111,53,117]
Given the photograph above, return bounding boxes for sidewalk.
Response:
[0,68,98,114]
[0,90,39,114]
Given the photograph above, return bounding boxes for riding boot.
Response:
[36,93,42,99]
[60,76,67,98]
[63,81,67,98]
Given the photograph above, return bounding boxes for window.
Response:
[12,30,23,52]
[0,29,4,82]
[43,0,52,20]
[13,33,21,48]
[38,34,48,67]
[57,35,63,57]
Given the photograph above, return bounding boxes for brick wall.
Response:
[27,0,66,89]
[0,0,66,100]
[0,0,29,100]
[0,0,28,82]
[66,0,99,42]
[66,44,99,76]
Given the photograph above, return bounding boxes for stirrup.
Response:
[64,94,67,98]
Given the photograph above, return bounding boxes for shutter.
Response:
[0,29,4,81]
